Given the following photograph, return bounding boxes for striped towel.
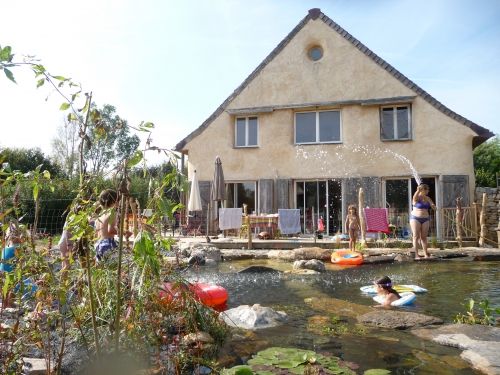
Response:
[363,208,390,234]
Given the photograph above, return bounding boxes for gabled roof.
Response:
[174,8,494,152]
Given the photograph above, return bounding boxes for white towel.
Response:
[278,209,301,234]
[219,208,242,230]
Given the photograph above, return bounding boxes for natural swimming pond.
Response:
[185,257,500,374]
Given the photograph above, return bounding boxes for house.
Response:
[174,8,493,237]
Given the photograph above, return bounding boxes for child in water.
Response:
[345,204,361,251]
[373,275,401,307]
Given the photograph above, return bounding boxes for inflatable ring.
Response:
[159,282,228,307]
[331,250,363,265]
[373,292,416,306]
[360,284,427,294]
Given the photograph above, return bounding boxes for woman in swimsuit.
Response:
[410,184,437,260]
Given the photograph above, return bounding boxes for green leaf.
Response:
[60,102,70,111]
[52,75,66,81]
[0,46,11,61]
[127,150,143,168]
[139,121,155,131]
[37,78,45,88]
[33,184,39,200]
[4,68,16,84]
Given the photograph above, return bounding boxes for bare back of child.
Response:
[94,189,119,264]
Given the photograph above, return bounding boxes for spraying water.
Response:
[295,144,422,185]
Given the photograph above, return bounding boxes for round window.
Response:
[309,47,323,61]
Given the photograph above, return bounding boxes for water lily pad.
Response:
[274,360,304,369]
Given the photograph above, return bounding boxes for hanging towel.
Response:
[318,218,324,231]
[278,209,301,235]
[363,208,390,234]
[219,208,242,230]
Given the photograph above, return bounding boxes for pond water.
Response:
[185,257,500,374]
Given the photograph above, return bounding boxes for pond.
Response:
[185,257,500,374]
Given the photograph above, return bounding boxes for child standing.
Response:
[94,189,119,264]
[345,204,361,251]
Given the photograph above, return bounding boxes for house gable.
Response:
[174,8,493,152]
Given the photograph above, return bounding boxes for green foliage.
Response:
[0,147,63,178]
[473,136,500,187]
[84,104,141,175]
[454,298,500,325]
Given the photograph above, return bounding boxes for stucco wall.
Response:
[183,17,478,205]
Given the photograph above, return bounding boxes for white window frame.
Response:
[380,105,412,141]
[235,116,258,147]
[294,110,342,145]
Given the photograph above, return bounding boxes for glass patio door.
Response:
[296,180,342,236]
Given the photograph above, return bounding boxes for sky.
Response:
[1,0,500,165]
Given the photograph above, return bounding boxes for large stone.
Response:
[237,266,281,274]
[22,358,54,375]
[292,259,326,272]
[284,269,321,275]
[182,331,214,345]
[220,304,288,330]
[411,324,500,375]
[357,310,443,329]
[267,247,331,261]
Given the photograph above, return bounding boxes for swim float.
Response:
[373,292,416,306]
[330,250,363,265]
[360,284,427,294]
[159,282,228,307]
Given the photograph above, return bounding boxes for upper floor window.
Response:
[295,110,341,144]
[381,105,411,141]
[236,116,258,147]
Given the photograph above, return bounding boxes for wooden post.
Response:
[243,204,252,250]
[478,193,486,247]
[207,203,211,236]
[456,198,462,248]
[359,188,366,246]
[129,198,138,236]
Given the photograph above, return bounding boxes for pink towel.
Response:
[363,208,390,234]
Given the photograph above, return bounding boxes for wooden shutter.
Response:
[276,179,289,209]
[199,181,211,210]
[442,175,469,207]
[362,177,381,208]
[259,179,274,214]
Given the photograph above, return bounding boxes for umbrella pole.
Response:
[207,204,211,236]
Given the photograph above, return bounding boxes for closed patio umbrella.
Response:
[211,156,227,202]
[188,170,203,212]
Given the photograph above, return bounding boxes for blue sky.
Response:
[1,0,499,164]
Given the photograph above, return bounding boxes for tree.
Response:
[0,147,62,177]
[473,136,500,187]
[50,117,79,177]
[84,104,140,175]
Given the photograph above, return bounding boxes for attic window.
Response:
[309,47,323,61]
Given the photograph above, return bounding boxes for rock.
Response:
[473,253,500,261]
[203,259,217,267]
[411,324,500,375]
[394,254,415,262]
[192,365,212,375]
[237,266,281,274]
[22,357,54,375]
[188,251,206,265]
[292,259,326,272]
[268,247,331,261]
[362,255,395,264]
[357,310,443,329]
[221,304,288,330]
[182,331,214,345]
